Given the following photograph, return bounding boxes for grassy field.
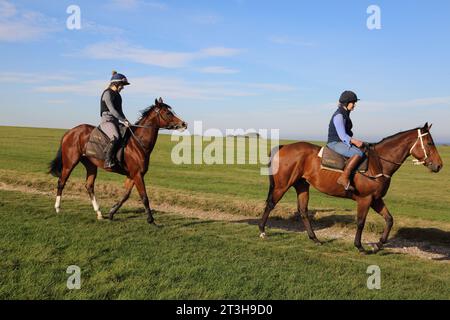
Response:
[0,126,449,299]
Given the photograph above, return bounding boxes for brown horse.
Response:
[259,123,443,253]
[48,98,187,224]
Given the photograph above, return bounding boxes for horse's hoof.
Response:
[357,247,367,255]
[55,208,60,214]
[96,211,104,220]
[371,242,383,253]
[259,232,267,239]
[314,239,323,246]
[147,217,155,224]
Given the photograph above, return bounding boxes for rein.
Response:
[124,108,163,153]
[361,129,430,180]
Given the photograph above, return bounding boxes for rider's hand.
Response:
[124,120,130,128]
[351,138,364,148]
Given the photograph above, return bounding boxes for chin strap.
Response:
[409,129,429,165]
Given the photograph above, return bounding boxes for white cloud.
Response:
[81,42,242,68]
[110,0,167,10]
[246,83,296,92]
[200,47,243,57]
[33,75,297,101]
[360,96,450,112]
[81,20,124,35]
[199,66,240,74]
[0,1,58,42]
[0,72,73,83]
[269,35,315,47]
[0,0,16,18]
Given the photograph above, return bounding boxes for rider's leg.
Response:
[100,121,120,168]
[327,142,364,191]
[337,154,363,191]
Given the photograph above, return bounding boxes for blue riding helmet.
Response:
[110,70,130,86]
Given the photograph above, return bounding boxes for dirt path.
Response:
[1,181,449,262]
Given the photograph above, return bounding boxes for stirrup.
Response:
[104,160,116,168]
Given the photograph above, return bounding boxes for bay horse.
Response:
[48,98,187,224]
[260,123,443,253]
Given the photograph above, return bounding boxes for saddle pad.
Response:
[318,146,368,172]
[85,127,109,160]
[84,127,125,163]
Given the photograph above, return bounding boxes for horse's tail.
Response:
[48,143,63,178]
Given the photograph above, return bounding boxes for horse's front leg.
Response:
[370,198,394,252]
[109,178,135,220]
[132,173,154,224]
[354,197,372,253]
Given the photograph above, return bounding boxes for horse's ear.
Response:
[424,122,429,130]
[155,98,159,106]
[428,123,433,130]
[158,97,163,104]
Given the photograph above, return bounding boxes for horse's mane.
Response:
[375,127,421,145]
[135,105,156,125]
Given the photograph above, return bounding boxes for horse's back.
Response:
[61,124,97,152]
[276,141,321,159]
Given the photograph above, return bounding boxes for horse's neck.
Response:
[134,114,160,155]
[374,131,416,176]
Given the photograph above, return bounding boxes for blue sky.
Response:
[1,0,450,142]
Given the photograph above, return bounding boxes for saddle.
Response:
[84,126,130,167]
[318,146,369,173]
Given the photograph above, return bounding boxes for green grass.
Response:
[1,189,449,299]
[0,126,449,300]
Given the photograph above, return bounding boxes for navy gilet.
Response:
[327,106,353,143]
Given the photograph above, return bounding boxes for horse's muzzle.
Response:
[428,162,443,173]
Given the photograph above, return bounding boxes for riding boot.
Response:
[104,138,119,169]
[337,154,363,191]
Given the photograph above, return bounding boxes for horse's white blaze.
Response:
[55,196,61,213]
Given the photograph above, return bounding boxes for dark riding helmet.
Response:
[339,90,360,105]
[110,70,130,86]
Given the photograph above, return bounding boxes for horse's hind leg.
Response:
[54,159,79,214]
[259,182,288,238]
[294,180,321,245]
[109,178,134,220]
[81,158,103,220]
[370,198,394,252]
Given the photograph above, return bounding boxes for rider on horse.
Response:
[327,90,365,191]
[100,71,132,168]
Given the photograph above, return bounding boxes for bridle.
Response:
[125,105,182,153]
[361,128,431,180]
[409,129,430,165]
[126,107,165,153]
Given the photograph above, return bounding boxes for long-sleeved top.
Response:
[100,89,127,122]
[332,114,352,146]
[328,105,354,145]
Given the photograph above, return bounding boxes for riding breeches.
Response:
[100,120,119,141]
[327,141,364,158]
